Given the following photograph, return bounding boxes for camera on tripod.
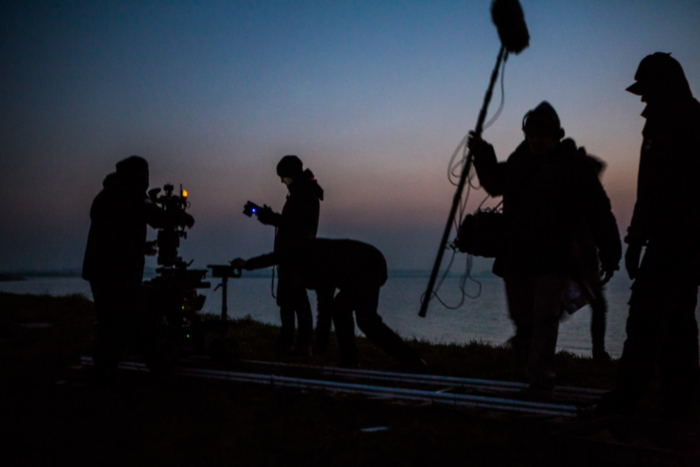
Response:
[141,183,216,371]
[147,184,192,268]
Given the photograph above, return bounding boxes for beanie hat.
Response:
[522,101,565,139]
[116,155,149,175]
[276,155,303,178]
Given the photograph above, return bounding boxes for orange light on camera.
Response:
[182,190,188,198]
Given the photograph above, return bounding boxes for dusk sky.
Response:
[2,0,699,272]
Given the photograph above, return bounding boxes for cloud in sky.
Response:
[1,0,699,271]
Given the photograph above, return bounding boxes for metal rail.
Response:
[237,359,606,403]
[80,357,579,418]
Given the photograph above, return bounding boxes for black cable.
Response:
[271,228,278,299]
[432,50,508,311]
[483,53,508,131]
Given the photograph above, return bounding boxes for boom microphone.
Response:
[419,0,529,318]
[491,0,530,55]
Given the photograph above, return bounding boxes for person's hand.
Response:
[144,241,157,257]
[625,243,643,280]
[257,205,275,225]
[183,212,195,228]
[600,267,615,285]
[466,131,489,155]
[230,258,246,269]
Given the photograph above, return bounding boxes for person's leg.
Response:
[289,287,313,355]
[587,283,611,364]
[91,281,134,377]
[276,275,295,356]
[277,305,295,355]
[599,281,661,415]
[332,290,358,367]
[504,274,535,362]
[658,283,699,419]
[527,273,567,392]
[313,287,335,355]
[353,287,423,367]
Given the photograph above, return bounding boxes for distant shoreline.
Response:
[0,274,26,282]
[0,269,498,281]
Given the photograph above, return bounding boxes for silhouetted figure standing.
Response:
[468,102,621,398]
[568,165,616,366]
[234,239,425,369]
[597,53,700,420]
[82,156,194,377]
[254,155,324,357]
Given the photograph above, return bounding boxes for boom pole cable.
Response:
[427,52,508,310]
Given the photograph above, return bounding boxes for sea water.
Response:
[0,272,679,358]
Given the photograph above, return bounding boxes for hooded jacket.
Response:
[82,172,169,287]
[473,138,622,276]
[247,169,324,270]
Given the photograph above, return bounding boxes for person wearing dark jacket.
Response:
[82,156,194,376]
[596,53,700,420]
[468,102,622,398]
[233,239,425,369]
[253,155,324,357]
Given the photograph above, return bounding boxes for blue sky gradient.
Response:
[1,0,699,271]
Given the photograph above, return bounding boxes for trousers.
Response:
[332,286,420,367]
[505,272,567,387]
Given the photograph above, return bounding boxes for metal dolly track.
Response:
[237,359,606,403]
[80,357,581,418]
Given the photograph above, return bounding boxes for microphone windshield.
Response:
[491,0,530,55]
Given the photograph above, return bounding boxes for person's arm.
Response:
[232,252,279,271]
[257,205,282,227]
[278,191,320,240]
[468,132,507,196]
[625,137,661,279]
[626,138,656,248]
[579,161,622,282]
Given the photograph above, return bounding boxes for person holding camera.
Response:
[596,53,700,420]
[82,156,194,378]
[233,238,426,369]
[467,102,621,399]
[252,155,324,358]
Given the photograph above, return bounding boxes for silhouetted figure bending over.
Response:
[597,53,700,420]
[234,239,425,370]
[468,102,621,399]
[82,156,194,377]
[253,155,324,358]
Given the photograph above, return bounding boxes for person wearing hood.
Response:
[596,53,700,420]
[82,155,194,377]
[249,155,325,358]
[467,102,621,399]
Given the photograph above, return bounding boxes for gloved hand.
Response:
[466,131,490,157]
[625,243,643,280]
[230,258,247,269]
[600,267,615,285]
[183,212,195,228]
[256,204,276,225]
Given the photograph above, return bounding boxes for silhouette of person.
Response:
[567,162,616,366]
[82,156,194,377]
[596,53,700,420]
[468,102,621,399]
[233,239,426,369]
[253,155,324,358]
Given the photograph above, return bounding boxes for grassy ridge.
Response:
[0,291,642,466]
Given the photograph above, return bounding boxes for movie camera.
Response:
[141,184,240,370]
